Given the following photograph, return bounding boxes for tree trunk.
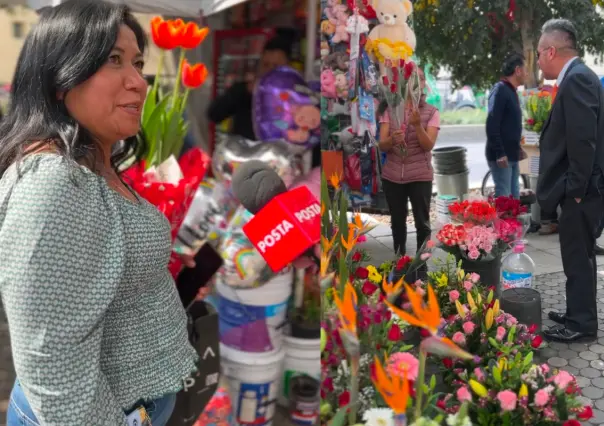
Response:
[520,8,539,88]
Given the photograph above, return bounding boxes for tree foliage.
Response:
[411,0,604,89]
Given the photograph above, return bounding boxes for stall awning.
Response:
[22,0,249,17]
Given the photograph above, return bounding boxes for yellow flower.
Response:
[493,299,500,316]
[485,308,494,331]
[455,300,466,318]
[467,292,477,312]
[366,265,383,284]
[372,355,410,415]
[333,281,358,335]
[436,273,448,287]
[457,268,465,282]
[476,293,482,306]
[519,383,528,398]
[469,379,488,398]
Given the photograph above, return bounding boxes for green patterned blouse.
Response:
[0,154,198,425]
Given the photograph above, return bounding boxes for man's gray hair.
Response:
[542,18,578,51]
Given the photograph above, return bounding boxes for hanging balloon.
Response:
[212,135,306,188]
[253,66,320,147]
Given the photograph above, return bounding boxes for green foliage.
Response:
[413,0,604,89]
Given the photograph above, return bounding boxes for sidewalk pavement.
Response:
[362,214,604,426]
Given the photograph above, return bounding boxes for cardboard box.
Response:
[519,144,540,176]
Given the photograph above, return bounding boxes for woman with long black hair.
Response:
[0,1,197,425]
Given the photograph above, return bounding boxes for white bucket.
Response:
[217,271,293,354]
[279,336,321,407]
[222,344,285,426]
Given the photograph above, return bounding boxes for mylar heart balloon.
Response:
[253,66,320,147]
[212,135,306,187]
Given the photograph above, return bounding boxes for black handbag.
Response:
[166,301,221,426]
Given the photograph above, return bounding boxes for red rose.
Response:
[391,67,399,82]
[436,399,447,410]
[578,406,594,420]
[338,390,350,407]
[387,323,403,341]
[355,266,369,279]
[352,251,362,262]
[527,118,535,125]
[396,255,412,270]
[531,335,543,348]
[442,358,453,369]
[528,324,538,334]
[399,58,406,68]
[420,328,431,338]
[382,75,389,85]
[390,83,397,93]
[404,61,415,79]
[369,361,377,379]
[322,377,334,392]
[362,280,378,296]
[563,421,581,426]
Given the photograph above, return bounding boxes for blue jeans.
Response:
[7,381,176,426]
[488,160,520,198]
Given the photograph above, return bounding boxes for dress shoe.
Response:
[548,311,566,325]
[543,325,596,343]
[595,243,604,256]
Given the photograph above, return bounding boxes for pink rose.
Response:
[456,386,472,403]
[462,321,476,335]
[483,243,493,253]
[463,280,473,291]
[497,390,517,412]
[506,316,518,327]
[474,367,485,381]
[416,287,426,297]
[403,302,412,310]
[470,273,480,283]
[420,252,432,261]
[452,331,466,346]
[540,364,550,374]
[495,314,505,324]
[449,290,460,302]
[468,249,480,260]
[553,370,574,390]
[534,388,550,407]
[357,235,367,243]
[496,326,506,341]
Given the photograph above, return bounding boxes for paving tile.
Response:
[582,351,601,361]
[583,386,604,400]
[582,368,604,379]
[548,357,568,367]
[570,358,591,369]
[526,233,560,251]
[367,223,392,238]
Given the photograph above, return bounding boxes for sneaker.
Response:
[539,222,559,235]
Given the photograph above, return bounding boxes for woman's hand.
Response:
[392,130,405,145]
[409,108,421,127]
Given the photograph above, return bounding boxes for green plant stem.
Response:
[152,49,165,96]
[414,349,427,421]
[348,356,359,425]
[170,49,186,112]
[180,88,190,113]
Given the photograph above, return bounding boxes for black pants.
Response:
[382,180,432,255]
[559,195,604,333]
[541,209,559,223]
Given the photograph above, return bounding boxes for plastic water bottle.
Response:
[501,241,536,291]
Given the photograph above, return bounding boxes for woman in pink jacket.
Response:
[378,68,440,257]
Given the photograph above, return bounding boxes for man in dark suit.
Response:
[537,19,604,342]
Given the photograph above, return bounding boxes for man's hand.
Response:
[392,130,405,145]
[497,156,509,168]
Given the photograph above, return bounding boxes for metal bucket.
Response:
[434,170,469,199]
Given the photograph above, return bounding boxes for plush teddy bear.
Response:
[366,0,416,67]
[321,20,336,37]
[324,51,349,71]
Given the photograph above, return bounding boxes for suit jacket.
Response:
[537,60,604,213]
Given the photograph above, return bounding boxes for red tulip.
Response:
[338,390,350,407]
[578,406,594,420]
[181,61,209,89]
[531,335,543,348]
[361,280,378,296]
[180,22,209,49]
[150,17,184,50]
[355,266,369,279]
[382,75,389,85]
[396,255,412,270]
[387,323,403,341]
[404,61,415,79]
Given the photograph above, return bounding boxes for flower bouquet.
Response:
[523,90,552,134]
[439,289,543,386]
[376,59,423,156]
[491,195,530,243]
[446,354,593,425]
[122,17,211,277]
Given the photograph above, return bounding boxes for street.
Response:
[437,124,488,189]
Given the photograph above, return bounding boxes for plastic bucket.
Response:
[222,344,285,426]
[278,336,321,407]
[217,272,293,354]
